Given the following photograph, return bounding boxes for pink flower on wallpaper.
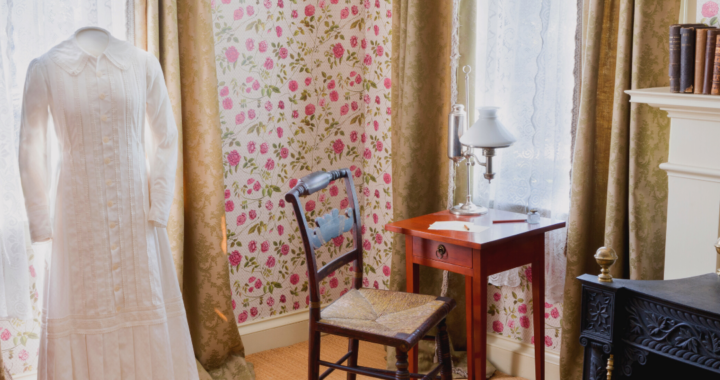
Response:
[279,199,285,208]
[259,40,268,53]
[290,273,300,285]
[352,5,359,15]
[281,244,290,255]
[305,4,315,16]
[355,74,362,84]
[386,107,391,115]
[0,329,10,341]
[265,200,273,210]
[305,77,312,86]
[363,277,369,287]
[266,256,276,268]
[232,299,236,309]
[235,112,245,125]
[493,292,501,302]
[373,213,378,224]
[234,7,244,20]
[30,265,36,277]
[361,39,367,49]
[279,47,288,59]
[376,140,383,151]
[267,296,275,307]
[375,0,380,8]
[319,0,326,9]
[225,200,234,212]
[373,120,379,130]
[383,173,391,184]
[248,276,256,284]
[333,139,345,154]
[252,80,260,90]
[383,265,390,276]
[545,336,553,347]
[364,0,370,9]
[332,236,344,247]
[264,57,274,70]
[278,226,285,236]
[228,250,242,266]
[327,80,336,90]
[222,97,233,110]
[363,55,373,67]
[260,142,269,154]
[276,26,283,37]
[263,0,272,9]
[361,133,367,143]
[265,158,275,170]
[373,25,379,36]
[384,78,392,89]
[340,104,349,115]
[237,213,246,225]
[508,319,516,329]
[525,266,532,283]
[291,9,298,18]
[354,168,362,178]
[248,109,256,119]
[518,303,527,314]
[329,277,339,288]
[492,321,504,333]
[238,311,248,323]
[222,0,230,4]
[375,233,383,245]
[18,349,29,361]
[253,182,261,191]
[289,178,298,188]
[249,240,258,253]
[250,307,259,317]
[340,198,349,209]
[385,202,391,210]
[376,45,384,56]
[255,279,262,288]
[545,302,552,308]
[329,185,339,196]
[264,101,273,112]
[277,127,284,137]
[363,148,372,159]
[374,190,380,198]
[220,86,229,96]
[227,150,241,166]
[375,96,380,104]
[289,80,299,92]
[319,98,326,107]
[340,7,349,19]
[245,38,255,51]
[351,101,359,111]
[363,94,370,104]
[387,10,392,18]
[319,193,326,203]
[330,91,339,102]
[280,147,289,159]
[350,36,358,47]
[551,307,560,319]
[703,1,719,17]
[280,295,286,303]
[306,200,316,212]
[519,315,530,329]
[249,209,257,219]
[373,281,379,289]
[293,301,300,310]
[247,141,256,153]
[247,5,255,15]
[363,239,371,250]
[305,104,315,115]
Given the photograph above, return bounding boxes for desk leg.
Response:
[405,236,419,374]
[465,275,474,379]
[468,252,487,380]
[531,236,546,380]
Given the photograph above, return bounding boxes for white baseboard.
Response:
[11,371,37,380]
[240,311,561,379]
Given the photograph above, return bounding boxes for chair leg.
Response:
[309,330,321,380]
[347,338,359,380]
[395,349,410,380]
[437,319,453,380]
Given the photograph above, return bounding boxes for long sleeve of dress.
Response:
[18,59,52,243]
[145,55,178,228]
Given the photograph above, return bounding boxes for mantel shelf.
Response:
[626,87,720,118]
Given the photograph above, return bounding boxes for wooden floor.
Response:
[245,334,526,379]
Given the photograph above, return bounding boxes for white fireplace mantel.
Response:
[626,86,720,280]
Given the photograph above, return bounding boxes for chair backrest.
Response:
[285,169,362,321]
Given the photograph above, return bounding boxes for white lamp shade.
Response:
[460,107,516,148]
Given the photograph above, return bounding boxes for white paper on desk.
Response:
[428,221,489,233]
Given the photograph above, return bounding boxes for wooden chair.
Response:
[285,169,456,380]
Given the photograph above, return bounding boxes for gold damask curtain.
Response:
[134,1,254,379]
[560,0,679,378]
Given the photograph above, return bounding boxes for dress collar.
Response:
[50,27,133,75]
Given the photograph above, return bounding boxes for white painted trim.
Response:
[241,309,561,379]
[11,371,37,380]
[660,162,720,183]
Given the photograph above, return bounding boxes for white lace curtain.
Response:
[0,0,131,318]
[472,0,577,304]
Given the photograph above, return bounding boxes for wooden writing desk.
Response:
[386,210,566,380]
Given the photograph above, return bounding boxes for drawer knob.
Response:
[436,245,447,259]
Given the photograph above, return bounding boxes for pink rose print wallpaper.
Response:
[699,1,720,26]
[211,0,394,323]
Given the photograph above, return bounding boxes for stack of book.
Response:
[670,24,720,94]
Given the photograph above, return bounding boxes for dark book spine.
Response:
[670,25,682,92]
[680,27,696,93]
[704,30,719,94]
[713,36,720,95]
[696,29,708,93]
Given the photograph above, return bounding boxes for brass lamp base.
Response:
[449,202,487,216]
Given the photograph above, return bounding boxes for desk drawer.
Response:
[412,238,472,268]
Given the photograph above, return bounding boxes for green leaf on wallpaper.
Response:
[512,291,517,299]
[712,17,718,26]
[20,335,27,346]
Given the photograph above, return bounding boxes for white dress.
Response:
[18,29,199,380]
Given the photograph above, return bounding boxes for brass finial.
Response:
[595,246,618,283]
[606,354,614,380]
[714,238,720,275]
